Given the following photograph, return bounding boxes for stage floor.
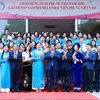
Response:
[0,91,99,100]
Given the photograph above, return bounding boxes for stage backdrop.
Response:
[0,0,100,19]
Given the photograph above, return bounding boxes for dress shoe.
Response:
[66,88,70,92]
[24,90,30,92]
[11,89,15,92]
[62,88,66,92]
[96,89,99,92]
[47,89,51,92]
[89,89,93,93]
[77,90,81,92]
[54,88,58,92]
[74,89,77,92]
[16,89,20,92]
[84,87,88,92]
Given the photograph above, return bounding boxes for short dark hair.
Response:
[14,44,18,47]
[5,28,9,31]
[86,43,91,46]
[36,42,42,46]
[50,44,55,47]
[67,39,72,43]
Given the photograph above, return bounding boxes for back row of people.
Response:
[1,29,100,47]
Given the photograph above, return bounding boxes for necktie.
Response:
[87,52,89,56]
[15,51,17,56]
[98,52,100,58]
[64,51,66,55]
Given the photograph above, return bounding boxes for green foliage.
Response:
[79,19,100,36]
[5,19,25,34]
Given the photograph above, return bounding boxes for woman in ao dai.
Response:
[72,43,83,92]
[31,42,45,92]
[0,45,10,92]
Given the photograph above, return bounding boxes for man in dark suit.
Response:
[9,44,22,92]
[45,44,61,92]
[95,45,100,92]
[83,44,96,93]
[61,44,72,92]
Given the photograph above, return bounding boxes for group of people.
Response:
[0,28,100,93]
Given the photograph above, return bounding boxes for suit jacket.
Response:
[9,51,22,70]
[45,50,61,70]
[83,51,96,70]
[61,51,72,70]
[95,52,100,70]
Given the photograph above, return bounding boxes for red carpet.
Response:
[0,91,99,100]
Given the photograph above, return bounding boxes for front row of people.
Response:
[0,43,99,93]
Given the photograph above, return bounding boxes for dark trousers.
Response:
[23,64,32,91]
[23,65,32,80]
[61,68,71,89]
[11,66,21,90]
[83,66,93,89]
[47,66,58,89]
[95,68,100,89]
